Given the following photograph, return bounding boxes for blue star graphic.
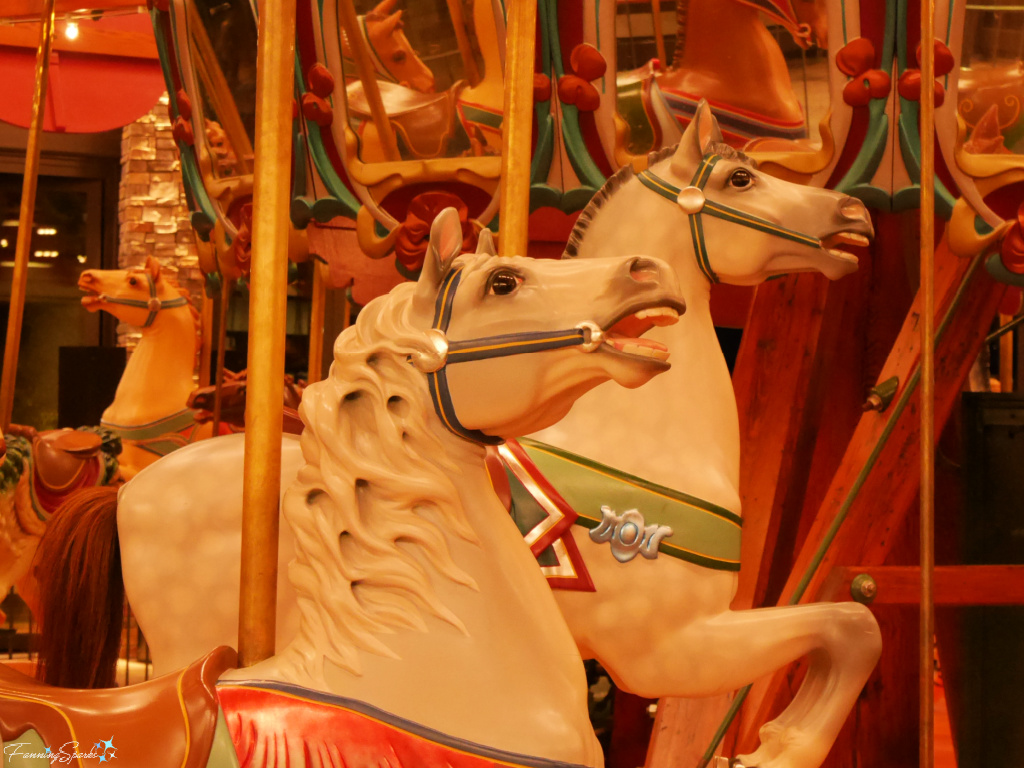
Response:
[44,747,51,756]
[101,738,115,751]
[93,742,103,752]
[98,756,107,764]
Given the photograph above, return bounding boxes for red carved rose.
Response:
[836,38,892,107]
[394,192,479,273]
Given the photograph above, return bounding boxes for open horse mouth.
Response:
[599,300,686,363]
[77,275,104,310]
[820,231,872,265]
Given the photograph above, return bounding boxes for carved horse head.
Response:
[361,0,435,94]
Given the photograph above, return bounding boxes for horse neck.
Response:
[232,420,596,762]
[664,0,801,122]
[102,307,197,426]
[531,183,741,513]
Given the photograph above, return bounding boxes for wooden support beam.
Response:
[0,0,55,432]
[822,565,1024,606]
[0,22,158,59]
[238,0,295,667]
[735,239,1006,753]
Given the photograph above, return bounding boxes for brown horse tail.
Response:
[34,485,124,688]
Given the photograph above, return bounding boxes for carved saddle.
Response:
[0,646,236,768]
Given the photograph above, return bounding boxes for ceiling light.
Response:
[65,20,79,40]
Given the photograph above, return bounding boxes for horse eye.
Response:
[392,51,407,63]
[729,169,754,188]
[128,276,138,286]
[488,270,521,296]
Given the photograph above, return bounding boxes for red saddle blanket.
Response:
[218,681,589,768]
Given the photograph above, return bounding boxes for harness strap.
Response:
[638,153,822,284]
[99,272,189,327]
[427,266,595,446]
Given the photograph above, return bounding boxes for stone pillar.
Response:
[117,92,205,351]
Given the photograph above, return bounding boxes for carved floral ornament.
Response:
[835,38,891,107]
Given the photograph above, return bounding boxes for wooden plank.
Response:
[736,238,1006,753]
[826,565,1024,605]
[731,273,831,611]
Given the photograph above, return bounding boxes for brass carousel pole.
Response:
[919,0,936,764]
[337,0,399,161]
[497,0,537,259]
[0,0,56,432]
[238,0,296,666]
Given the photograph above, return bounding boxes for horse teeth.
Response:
[634,307,679,325]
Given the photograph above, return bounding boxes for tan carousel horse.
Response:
[78,256,214,481]
[341,0,435,94]
[0,258,204,619]
[619,0,829,149]
[24,209,684,768]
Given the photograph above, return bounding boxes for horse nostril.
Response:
[838,196,868,222]
[628,257,660,283]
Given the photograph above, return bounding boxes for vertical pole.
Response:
[0,0,55,432]
[199,288,213,386]
[651,0,667,65]
[497,0,537,259]
[447,0,481,86]
[238,0,296,666]
[999,314,1013,393]
[307,259,327,385]
[337,0,399,161]
[919,2,936,767]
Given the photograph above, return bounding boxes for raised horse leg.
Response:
[555,530,881,768]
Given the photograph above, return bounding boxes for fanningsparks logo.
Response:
[4,737,117,764]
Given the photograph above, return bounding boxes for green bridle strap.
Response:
[99,271,189,328]
[637,153,823,285]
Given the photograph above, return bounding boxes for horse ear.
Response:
[380,10,403,33]
[413,208,464,316]
[475,228,496,257]
[693,99,723,151]
[144,256,161,282]
[671,99,721,173]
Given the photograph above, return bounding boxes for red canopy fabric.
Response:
[0,13,166,134]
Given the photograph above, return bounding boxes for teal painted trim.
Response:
[532,110,555,185]
[896,107,956,216]
[846,184,892,211]
[302,121,360,218]
[460,104,504,130]
[542,0,605,187]
[976,216,995,235]
[895,0,909,73]
[986,251,1024,288]
[529,183,599,213]
[836,108,889,192]
[151,7,217,241]
[840,0,847,43]
[561,106,608,188]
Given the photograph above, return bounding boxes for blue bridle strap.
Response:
[637,153,822,284]
[427,266,591,445]
[100,271,189,327]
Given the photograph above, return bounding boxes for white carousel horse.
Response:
[29,208,684,767]
[525,101,881,768]
[78,256,213,480]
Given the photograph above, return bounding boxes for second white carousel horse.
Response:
[527,101,881,768]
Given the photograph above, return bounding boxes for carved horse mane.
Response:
[280,279,479,681]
